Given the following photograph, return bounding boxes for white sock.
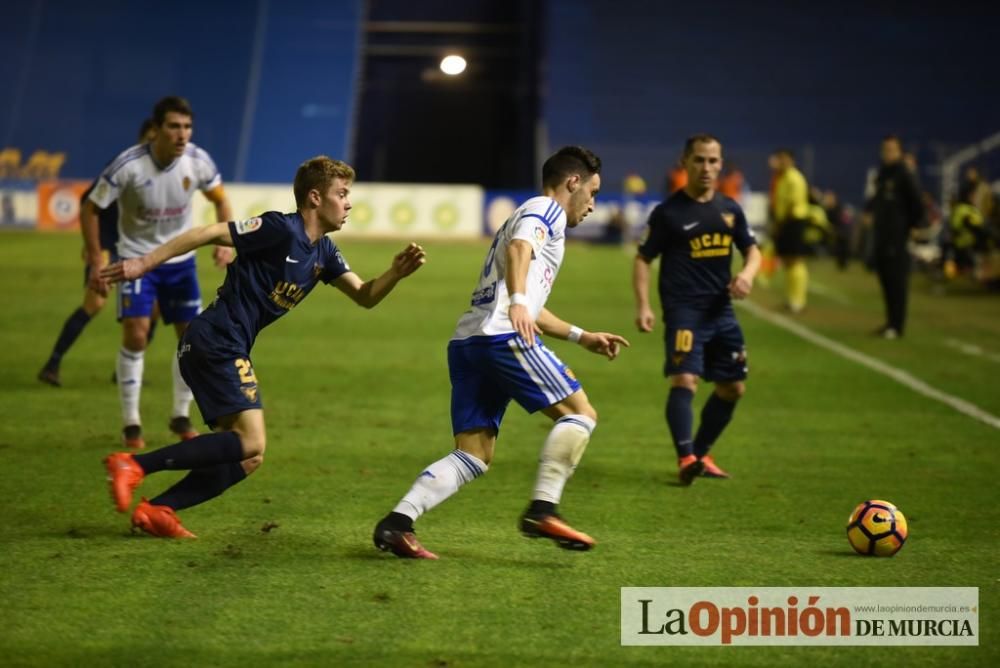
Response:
[171,353,193,418]
[533,414,596,504]
[393,449,488,521]
[117,347,144,426]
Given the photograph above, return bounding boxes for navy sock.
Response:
[693,393,737,457]
[133,431,243,474]
[666,387,695,458]
[150,461,248,510]
[46,307,92,368]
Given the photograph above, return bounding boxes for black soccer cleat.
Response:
[37,367,61,387]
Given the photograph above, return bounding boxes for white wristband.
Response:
[568,325,584,343]
[510,293,529,307]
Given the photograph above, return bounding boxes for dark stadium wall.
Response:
[543,0,1000,206]
[0,0,362,184]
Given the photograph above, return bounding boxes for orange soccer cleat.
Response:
[700,454,731,479]
[520,512,595,551]
[122,425,145,450]
[131,499,197,538]
[104,452,145,512]
[168,416,199,441]
[678,454,704,486]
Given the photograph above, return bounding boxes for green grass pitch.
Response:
[0,231,997,666]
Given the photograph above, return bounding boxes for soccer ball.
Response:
[846,500,908,556]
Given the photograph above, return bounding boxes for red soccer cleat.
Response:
[131,499,197,538]
[104,452,145,512]
[700,454,731,479]
[373,523,439,560]
[678,454,704,486]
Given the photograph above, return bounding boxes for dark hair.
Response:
[682,134,722,159]
[137,118,155,141]
[541,146,601,189]
[294,155,356,207]
[152,96,194,126]
[775,147,795,160]
[882,134,902,147]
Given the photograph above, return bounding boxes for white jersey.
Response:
[452,196,566,340]
[89,142,222,261]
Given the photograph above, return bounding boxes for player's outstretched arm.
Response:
[101,222,234,283]
[204,185,235,267]
[633,254,657,332]
[334,242,426,308]
[536,308,630,361]
[81,199,111,296]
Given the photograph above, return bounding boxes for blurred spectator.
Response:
[599,205,628,245]
[864,135,926,339]
[665,161,688,196]
[771,148,811,312]
[718,163,746,205]
[943,185,994,283]
[963,166,995,220]
[822,189,852,269]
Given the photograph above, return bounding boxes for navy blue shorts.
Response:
[663,308,748,381]
[117,256,200,324]
[178,319,261,428]
[448,334,582,436]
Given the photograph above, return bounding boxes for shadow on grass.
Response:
[817,549,863,558]
[338,543,577,569]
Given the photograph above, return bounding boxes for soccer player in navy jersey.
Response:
[372,146,630,559]
[37,119,158,387]
[100,156,426,537]
[633,135,761,485]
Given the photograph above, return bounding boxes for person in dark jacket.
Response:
[864,136,925,339]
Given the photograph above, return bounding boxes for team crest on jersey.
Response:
[241,385,258,402]
[234,217,263,235]
[721,213,735,228]
[564,366,577,381]
[312,263,323,280]
[182,176,191,191]
[534,225,547,243]
[95,181,109,200]
[672,353,686,367]
[335,250,350,271]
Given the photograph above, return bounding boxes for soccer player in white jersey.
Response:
[374,146,630,559]
[82,96,233,449]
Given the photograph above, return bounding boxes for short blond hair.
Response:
[294,156,356,207]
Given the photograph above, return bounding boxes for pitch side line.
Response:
[738,301,1000,431]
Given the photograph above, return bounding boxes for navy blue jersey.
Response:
[81,180,119,251]
[198,211,351,349]
[638,190,756,312]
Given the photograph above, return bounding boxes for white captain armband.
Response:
[568,325,584,343]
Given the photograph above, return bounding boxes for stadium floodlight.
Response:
[439,54,467,76]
